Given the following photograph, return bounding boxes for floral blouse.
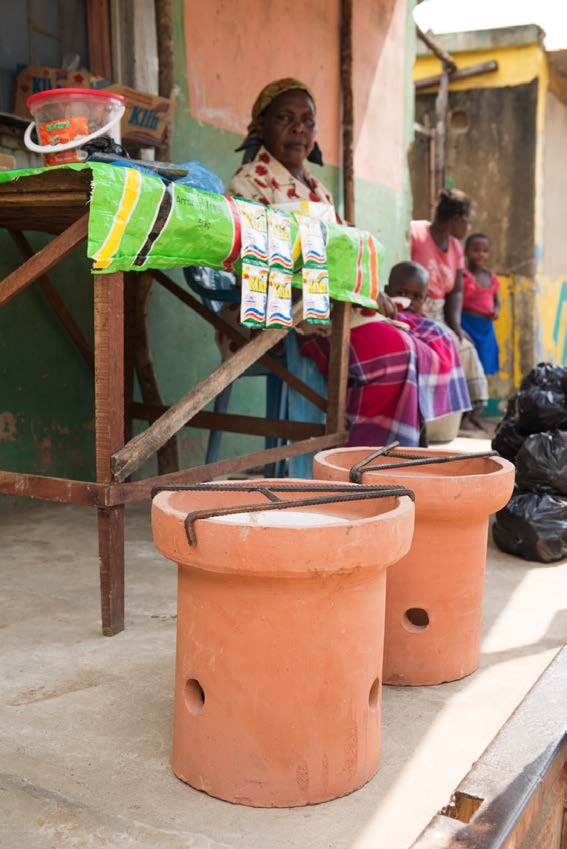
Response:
[228,146,340,221]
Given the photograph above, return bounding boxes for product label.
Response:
[240,262,268,327]
[297,214,330,323]
[266,269,293,329]
[302,267,330,324]
[38,116,88,166]
[235,199,268,264]
[297,214,327,266]
[267,209,293,271]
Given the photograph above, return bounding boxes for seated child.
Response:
[385,261,471,423]
[461,233,500,375]
[385,260,428,315]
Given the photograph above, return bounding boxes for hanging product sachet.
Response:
[235,199,269,327]
[297,214,331,325]
[265,209,293,329]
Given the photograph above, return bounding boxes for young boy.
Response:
[385,260,474,432]
[385,260,429,315]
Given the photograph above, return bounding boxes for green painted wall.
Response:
[0,0,415,492]
[0,230,95,482]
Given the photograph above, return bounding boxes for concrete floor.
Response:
[2,448,567,848]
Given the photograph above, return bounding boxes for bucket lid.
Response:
[27,88,126,109]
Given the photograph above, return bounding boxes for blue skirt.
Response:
[461,312,500,375]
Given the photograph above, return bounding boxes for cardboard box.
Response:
[13,66,175,147]
[0,153,16,171]
[13,66,93,119]
[93,83,176,147]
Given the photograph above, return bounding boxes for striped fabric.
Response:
[300,312,471,447]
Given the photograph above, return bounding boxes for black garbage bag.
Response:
[492,415,526,462]
[504,394,517,418]
[515,431,567,494]
[520,362,567,393]
[516,385,567,433]
[493,492,567,562]
[84,136,130,159]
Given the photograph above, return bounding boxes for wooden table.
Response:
[0,168,349,635]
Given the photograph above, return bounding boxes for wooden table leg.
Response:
[94,272,125,636]
[124,272,137,446]
[326,302,351,435]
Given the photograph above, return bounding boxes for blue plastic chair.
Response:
[183,266,288,475]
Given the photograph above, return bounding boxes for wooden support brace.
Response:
[0,428,340,511]
[0,470,105,505]
[414,121,434,138]
[0,213,89,308]
[107,431,346,506]
[130,401,325,440]
[416,26,457,72]
[112,301,305,482]
[415,60,498,91]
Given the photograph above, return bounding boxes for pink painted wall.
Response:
[352,0,406,190]
[184,0,407,190]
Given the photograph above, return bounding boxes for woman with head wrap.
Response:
[223,79,470,447]
[229,79,337,213]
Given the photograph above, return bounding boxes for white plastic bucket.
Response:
[25,88,126,166]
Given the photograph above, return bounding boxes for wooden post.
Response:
[94,273,125,636]
[434,67,450,197]
[415,27,455,200]
[426,114,437,220]
[155,0,174,161]
[326,300,351,435]
[87,0,113,79]
[123,272,137,446]
[330,0,355,437]
[155,0,174,98]
[340,0,355,224]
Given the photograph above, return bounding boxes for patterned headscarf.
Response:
[235,78,324,166]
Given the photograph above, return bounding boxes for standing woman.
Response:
[227,79,466,447]
[411,190,489,431]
